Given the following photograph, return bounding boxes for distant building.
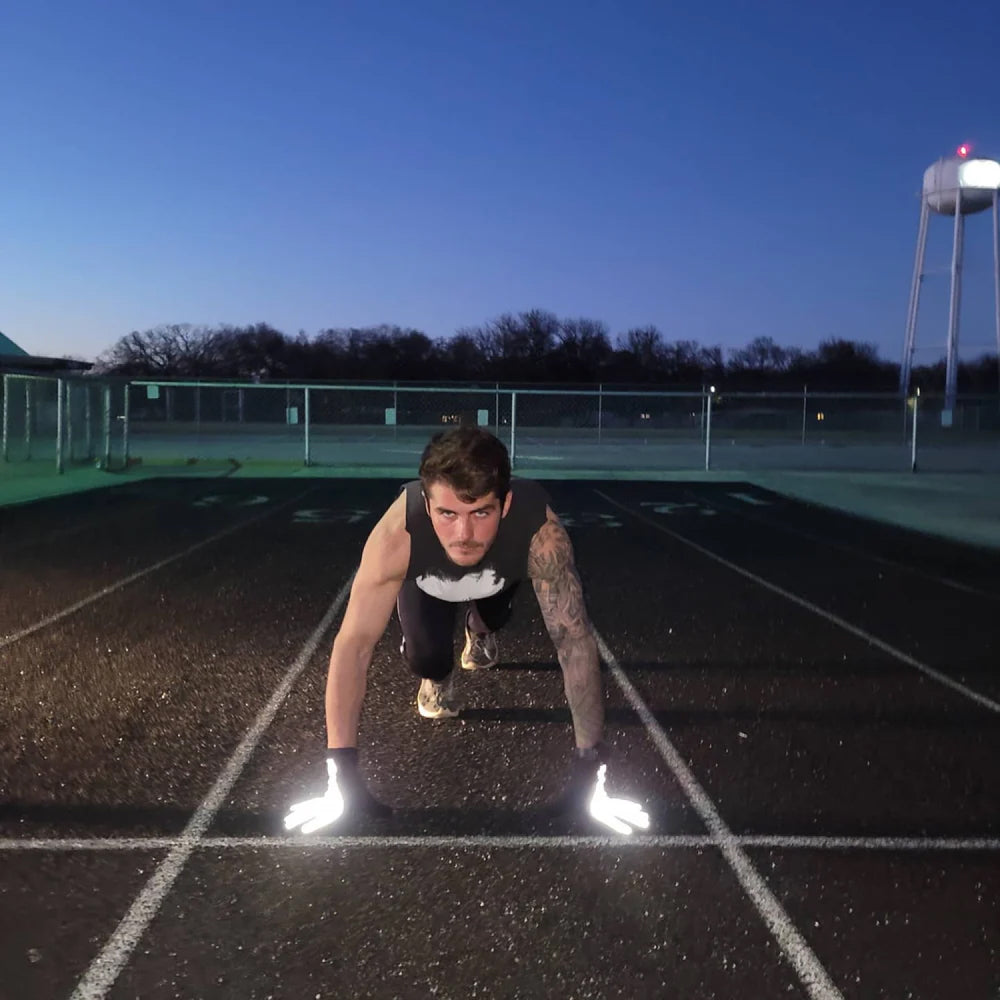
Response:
[0,330,92,374]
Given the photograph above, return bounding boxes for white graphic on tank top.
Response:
[416,568,506,602]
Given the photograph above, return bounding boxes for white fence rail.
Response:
[3,374,999,475]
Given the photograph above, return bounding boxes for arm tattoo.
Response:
[528,513,604,748]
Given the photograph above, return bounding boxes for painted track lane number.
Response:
[639,501,716,516]
[194,494,271,509]
[292,508,371,525]
[558,511,622,529]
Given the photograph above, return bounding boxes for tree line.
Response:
[94,311,1000,392]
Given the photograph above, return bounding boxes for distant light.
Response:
[957,144,970,158]
[816,412,825,421]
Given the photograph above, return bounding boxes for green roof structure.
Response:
[0,331,29,356]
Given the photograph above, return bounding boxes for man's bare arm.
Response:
[326,495,409,748]
[528,507,604,749]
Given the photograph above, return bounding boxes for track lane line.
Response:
[0,489,316,650]
[685,487,1000,603]
[594,630,845,1000]
[68,572,355,1000]
[4,834,1000,852]
[596,489,1000,716]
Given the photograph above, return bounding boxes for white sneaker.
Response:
[417,675,459,719]
[461,614,499,671]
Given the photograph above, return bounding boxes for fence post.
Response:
[123,383,131,469]
[801,384,808,445]
[103,385,112,469]
[704,386,714,471]
[85,384,94,459]
[495,383,500,436]
[2,374,9,461]
[56,378,65,473]
[910,389,919,472]
[510,390,517,470]
[597,383,603,443]
[304,386,311,466]
[66,382,74,464]
[25,380,34,459]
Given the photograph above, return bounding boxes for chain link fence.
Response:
[3,373,999,475]
[1,373,128,471]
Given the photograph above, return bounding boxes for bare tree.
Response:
[96,324,225,375]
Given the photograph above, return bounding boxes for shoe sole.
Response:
[461,658,497,671]
[417,701,460,719]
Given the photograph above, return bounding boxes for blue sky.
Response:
[3,0,999,364]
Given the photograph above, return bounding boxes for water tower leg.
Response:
[944,192,964,418]
[901,198,930,395]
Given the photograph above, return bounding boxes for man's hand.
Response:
[284,757,346,834]
[559,746,650,835]
[284,749,389,834]
[588,763,649,835]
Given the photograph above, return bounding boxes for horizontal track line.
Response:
[3,834,998,851]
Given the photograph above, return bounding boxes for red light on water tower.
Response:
[957,144,970,157]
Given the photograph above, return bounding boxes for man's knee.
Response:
[401,638,453,681]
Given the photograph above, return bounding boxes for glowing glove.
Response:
[558,745,650,835]
[587,763,649,836]
[284,757,346,834]
[283,749,389,834]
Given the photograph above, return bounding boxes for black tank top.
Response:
[403,478,550,602]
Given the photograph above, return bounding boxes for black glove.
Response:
[564,744,609,812]
[328,748,392,819]
[540,744,608,820]
[545,745,650,835]
[284,749,390,834]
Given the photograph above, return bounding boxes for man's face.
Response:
[424,481,512,567]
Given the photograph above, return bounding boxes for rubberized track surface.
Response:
[1,478,998,999]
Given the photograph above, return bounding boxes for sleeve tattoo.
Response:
[528,513,604,748]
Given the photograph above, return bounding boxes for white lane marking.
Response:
[3,834,1000,852]
[728,491,770,506]
[737,836,1000,851]
[0,490,315,650]
[68,574,355,1000]
[695,491,1000,603]
[0,838,177,851]
[597,490,1000,717]
[594,631,845,1000]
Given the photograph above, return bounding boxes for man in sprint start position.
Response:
[284,427,648,835]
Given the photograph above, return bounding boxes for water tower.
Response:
[900,144,1000,418]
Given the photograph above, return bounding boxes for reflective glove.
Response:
[588,762,649,835]
[283,748,389,834]
[566,746,650,835]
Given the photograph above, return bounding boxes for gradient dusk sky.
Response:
[3,0,999,364]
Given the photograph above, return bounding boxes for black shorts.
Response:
[396,579,520,680]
